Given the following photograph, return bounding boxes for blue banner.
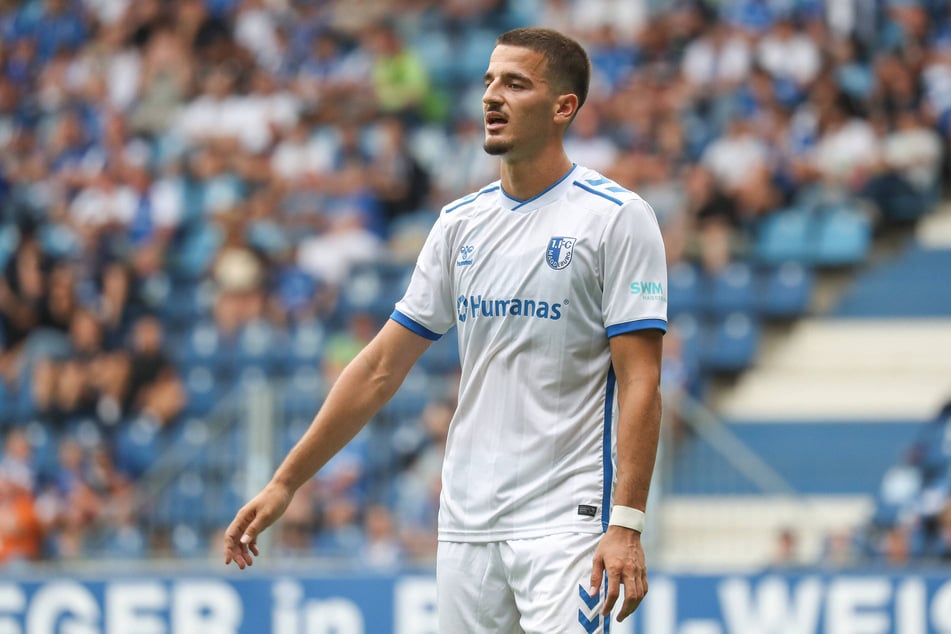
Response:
[2,568,950,633]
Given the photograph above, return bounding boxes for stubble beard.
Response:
[483,137,512,156]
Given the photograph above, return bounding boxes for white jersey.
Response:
[392,164,667,542]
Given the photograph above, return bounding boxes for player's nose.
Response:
[482,82,502,107]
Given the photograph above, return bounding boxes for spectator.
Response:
[771,526,801,567]
[211,246,267,338]
[321,310,376,384]
[700,113,777,217]
[129,25,193,137]
[0,428,35,491]
[113,315,185,427]
[811,95,881,194]
[361,504,403,570]
[681,20,752,95]
[368,116,431,228]
[365,21,430,121]
[45,438,102,558]
[0,0,949,567]
[853,107,944,222]
[563,103,619,173]
[32,307,127,423]
[23,0,88,64]
[756,13,822,89]
[0,227,47,383]
[294,28,373,119]
[0,462,43,566]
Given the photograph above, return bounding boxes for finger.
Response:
[241,511,272,548]
[589,555,605,596]
[602,568,621,617]
[224,509,255,567]
[618,572,648,622]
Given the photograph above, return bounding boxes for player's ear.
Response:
[554,93,579,125]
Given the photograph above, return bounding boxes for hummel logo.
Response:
[578,585,600,633]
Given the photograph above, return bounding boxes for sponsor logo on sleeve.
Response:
[630,281,666,301]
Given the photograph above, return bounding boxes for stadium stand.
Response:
[0,0,949,571]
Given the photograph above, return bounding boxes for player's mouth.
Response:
[485,111,508,131]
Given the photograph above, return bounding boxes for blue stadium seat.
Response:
[25,420,59,478]
[205,482,243,528]
[282,368,326,418]
[339,262,408,324]
[288,319,326,372]
[160,281,214,332]
[700,312,761,372]
[667,262,702,318]
[178,322,234,377]
[708,262,756,316]
[754,207,813,264]
[670,313,702,371]
[99,525,148,560]
[281,415,312,455]
[167,470,207,524]
[235,320,288,376]
[417,328,459,374]
[165,416,213,469]
[812,206,872,266]
[410,30,455,86]
[458,30,499,84]
[382,386,430,423]
[756,262,814,318]
[115,416,161,477]
[170,523,207,558]
[183,365,222,416]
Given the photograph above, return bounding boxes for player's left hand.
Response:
[589,526,648,622]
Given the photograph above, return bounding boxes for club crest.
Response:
[546,236,576,270]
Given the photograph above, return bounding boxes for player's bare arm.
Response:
[223,320,432,569]
[590,329,663,622]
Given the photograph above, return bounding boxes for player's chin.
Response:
[483,137,512,156]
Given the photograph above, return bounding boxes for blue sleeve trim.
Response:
[390,310,442,341]
[606,319,668,338]
[573,181,624,206]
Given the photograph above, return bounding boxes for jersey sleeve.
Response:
[391,214,456,340]
[601,198,668,337]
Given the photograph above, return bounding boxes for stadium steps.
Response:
[660,219,951,568]
[714,319,951,421]
[657,496,874,570]
[916,200,951,248]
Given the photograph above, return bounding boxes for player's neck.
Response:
[499,150,574,202]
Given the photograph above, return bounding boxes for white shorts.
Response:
[436,533,611,634]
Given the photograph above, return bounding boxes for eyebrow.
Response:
[483,71,535,85]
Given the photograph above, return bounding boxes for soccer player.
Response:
[224,27,667,632]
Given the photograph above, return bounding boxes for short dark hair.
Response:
[496,27,591,111]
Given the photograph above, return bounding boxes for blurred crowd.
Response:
[0,0,950,566]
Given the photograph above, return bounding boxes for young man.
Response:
[224,27,667,632]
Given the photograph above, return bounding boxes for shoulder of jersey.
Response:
[440,181,501,218]
[568,168,643,212]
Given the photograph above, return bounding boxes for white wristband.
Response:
[609,506,645,533]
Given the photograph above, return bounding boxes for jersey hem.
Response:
[390,310,442,341]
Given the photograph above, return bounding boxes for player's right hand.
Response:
[223,481,293,569]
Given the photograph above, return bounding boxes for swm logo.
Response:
[630,281,666,301]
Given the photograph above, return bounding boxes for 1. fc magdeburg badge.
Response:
[546,236,576,270]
